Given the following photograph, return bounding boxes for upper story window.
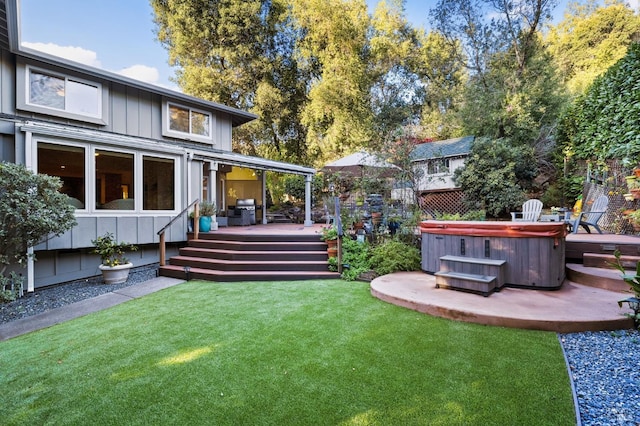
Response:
[427,158,450,175]
[29,70,100,117]
[18,63,107,125]
[163,102,213,144]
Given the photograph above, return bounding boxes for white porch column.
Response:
[261,171,267,224]
[304,173,313,227]
[209,162,218,228]
[24,129,35,293]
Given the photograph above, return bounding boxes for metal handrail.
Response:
[158,198,200,266]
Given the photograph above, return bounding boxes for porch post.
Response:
[304,173,313,227]
[261,171,267,224]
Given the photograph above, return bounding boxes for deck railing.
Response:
[157,199,200,266]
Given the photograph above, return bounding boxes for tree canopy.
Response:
[151,0,640,207]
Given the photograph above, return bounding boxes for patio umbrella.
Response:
[322,151,399,177]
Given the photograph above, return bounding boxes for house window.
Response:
[96,150,134,210]
[37,143,86,209]
[36,140,179,213]
[164,103,212,143]
[143,156,175,210]
[427,158,450,175]
[28,68,101,118]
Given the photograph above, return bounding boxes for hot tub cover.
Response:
[420,220,567,238]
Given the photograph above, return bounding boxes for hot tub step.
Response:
[434,271,497,297]
[439,255,506,289]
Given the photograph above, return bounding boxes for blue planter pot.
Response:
[199,216,211,232]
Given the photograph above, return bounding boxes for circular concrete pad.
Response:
[371,272,634,332]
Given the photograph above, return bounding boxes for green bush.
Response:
[370,239,421,276]
[340,238,371,281]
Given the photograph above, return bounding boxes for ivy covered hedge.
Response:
[565,42,640,164]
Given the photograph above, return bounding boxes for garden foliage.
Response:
[0,163,76,300]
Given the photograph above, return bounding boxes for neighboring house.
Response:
[410,136,473,192]
[0,0,315,290]
[391,136,473,215]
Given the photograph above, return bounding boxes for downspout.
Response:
[304,173,313,227]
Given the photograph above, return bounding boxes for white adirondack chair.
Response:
[510,199,543,222]
[569,195,609,234]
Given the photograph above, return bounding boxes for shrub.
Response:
[370,239,421,276]
[340,238,371,281]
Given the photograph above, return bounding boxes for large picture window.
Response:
[29,69,101,117]
[96,150,135,210]
[164,102,212,143]
[37,143,86,209]
[143,156,175,210]
[36,141,178,213]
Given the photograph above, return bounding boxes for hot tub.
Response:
[420,221,566,295]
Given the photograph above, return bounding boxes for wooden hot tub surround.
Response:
[420,221,567,296]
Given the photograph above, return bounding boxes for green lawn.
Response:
[0,280,575,425]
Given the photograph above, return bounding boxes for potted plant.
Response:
[625,209,640,232]
[91,233,138,284]
[626,176,640,199]
[388,215,402,235]
[198,200,217,232]
[320,225,339,258]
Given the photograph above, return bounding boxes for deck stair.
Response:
[435,255,506,297]
[159,232,340,281]
[566,252,639,292]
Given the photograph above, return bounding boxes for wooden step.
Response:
[565,263,629,292]
[434,271,497,297]
[179,246,328,262]
[159,265,340,282]
[188,239,326,252]
[161,231,338,282]
[439,255,506,289]
[168,255,330,272]
[583,252,640,270]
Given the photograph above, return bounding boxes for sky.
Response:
[18,0,632,92]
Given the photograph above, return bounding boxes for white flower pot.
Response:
[99,262,133,284]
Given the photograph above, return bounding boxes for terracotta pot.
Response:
[327,247,338,258]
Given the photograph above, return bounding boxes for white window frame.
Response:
[33,137,180,215]
[162,101,214,144]
[17,63,107,125]
[427,158,451,176]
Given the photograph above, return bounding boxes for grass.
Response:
[0,280,575,425]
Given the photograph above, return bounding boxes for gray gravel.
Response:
[0,272,638,425]
[0,264,159,325]
[561,330,640,426]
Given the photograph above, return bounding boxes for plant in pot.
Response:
[198,201,217,232]
[91,233,138,284]
[625,209,640,232]
[626,176,640,199]
[320,225,339,258]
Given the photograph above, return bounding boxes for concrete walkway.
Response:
[0,276,184,341]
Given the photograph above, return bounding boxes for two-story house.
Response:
[401,136,473,215]
[0,0,315,291]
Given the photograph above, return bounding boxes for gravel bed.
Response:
[1,272,638,425]
[0,264,159,325]
[561,330,640,426]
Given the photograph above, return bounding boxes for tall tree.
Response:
[546,0,640,95]
[291,0,374,164]
[152,0,309,164]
